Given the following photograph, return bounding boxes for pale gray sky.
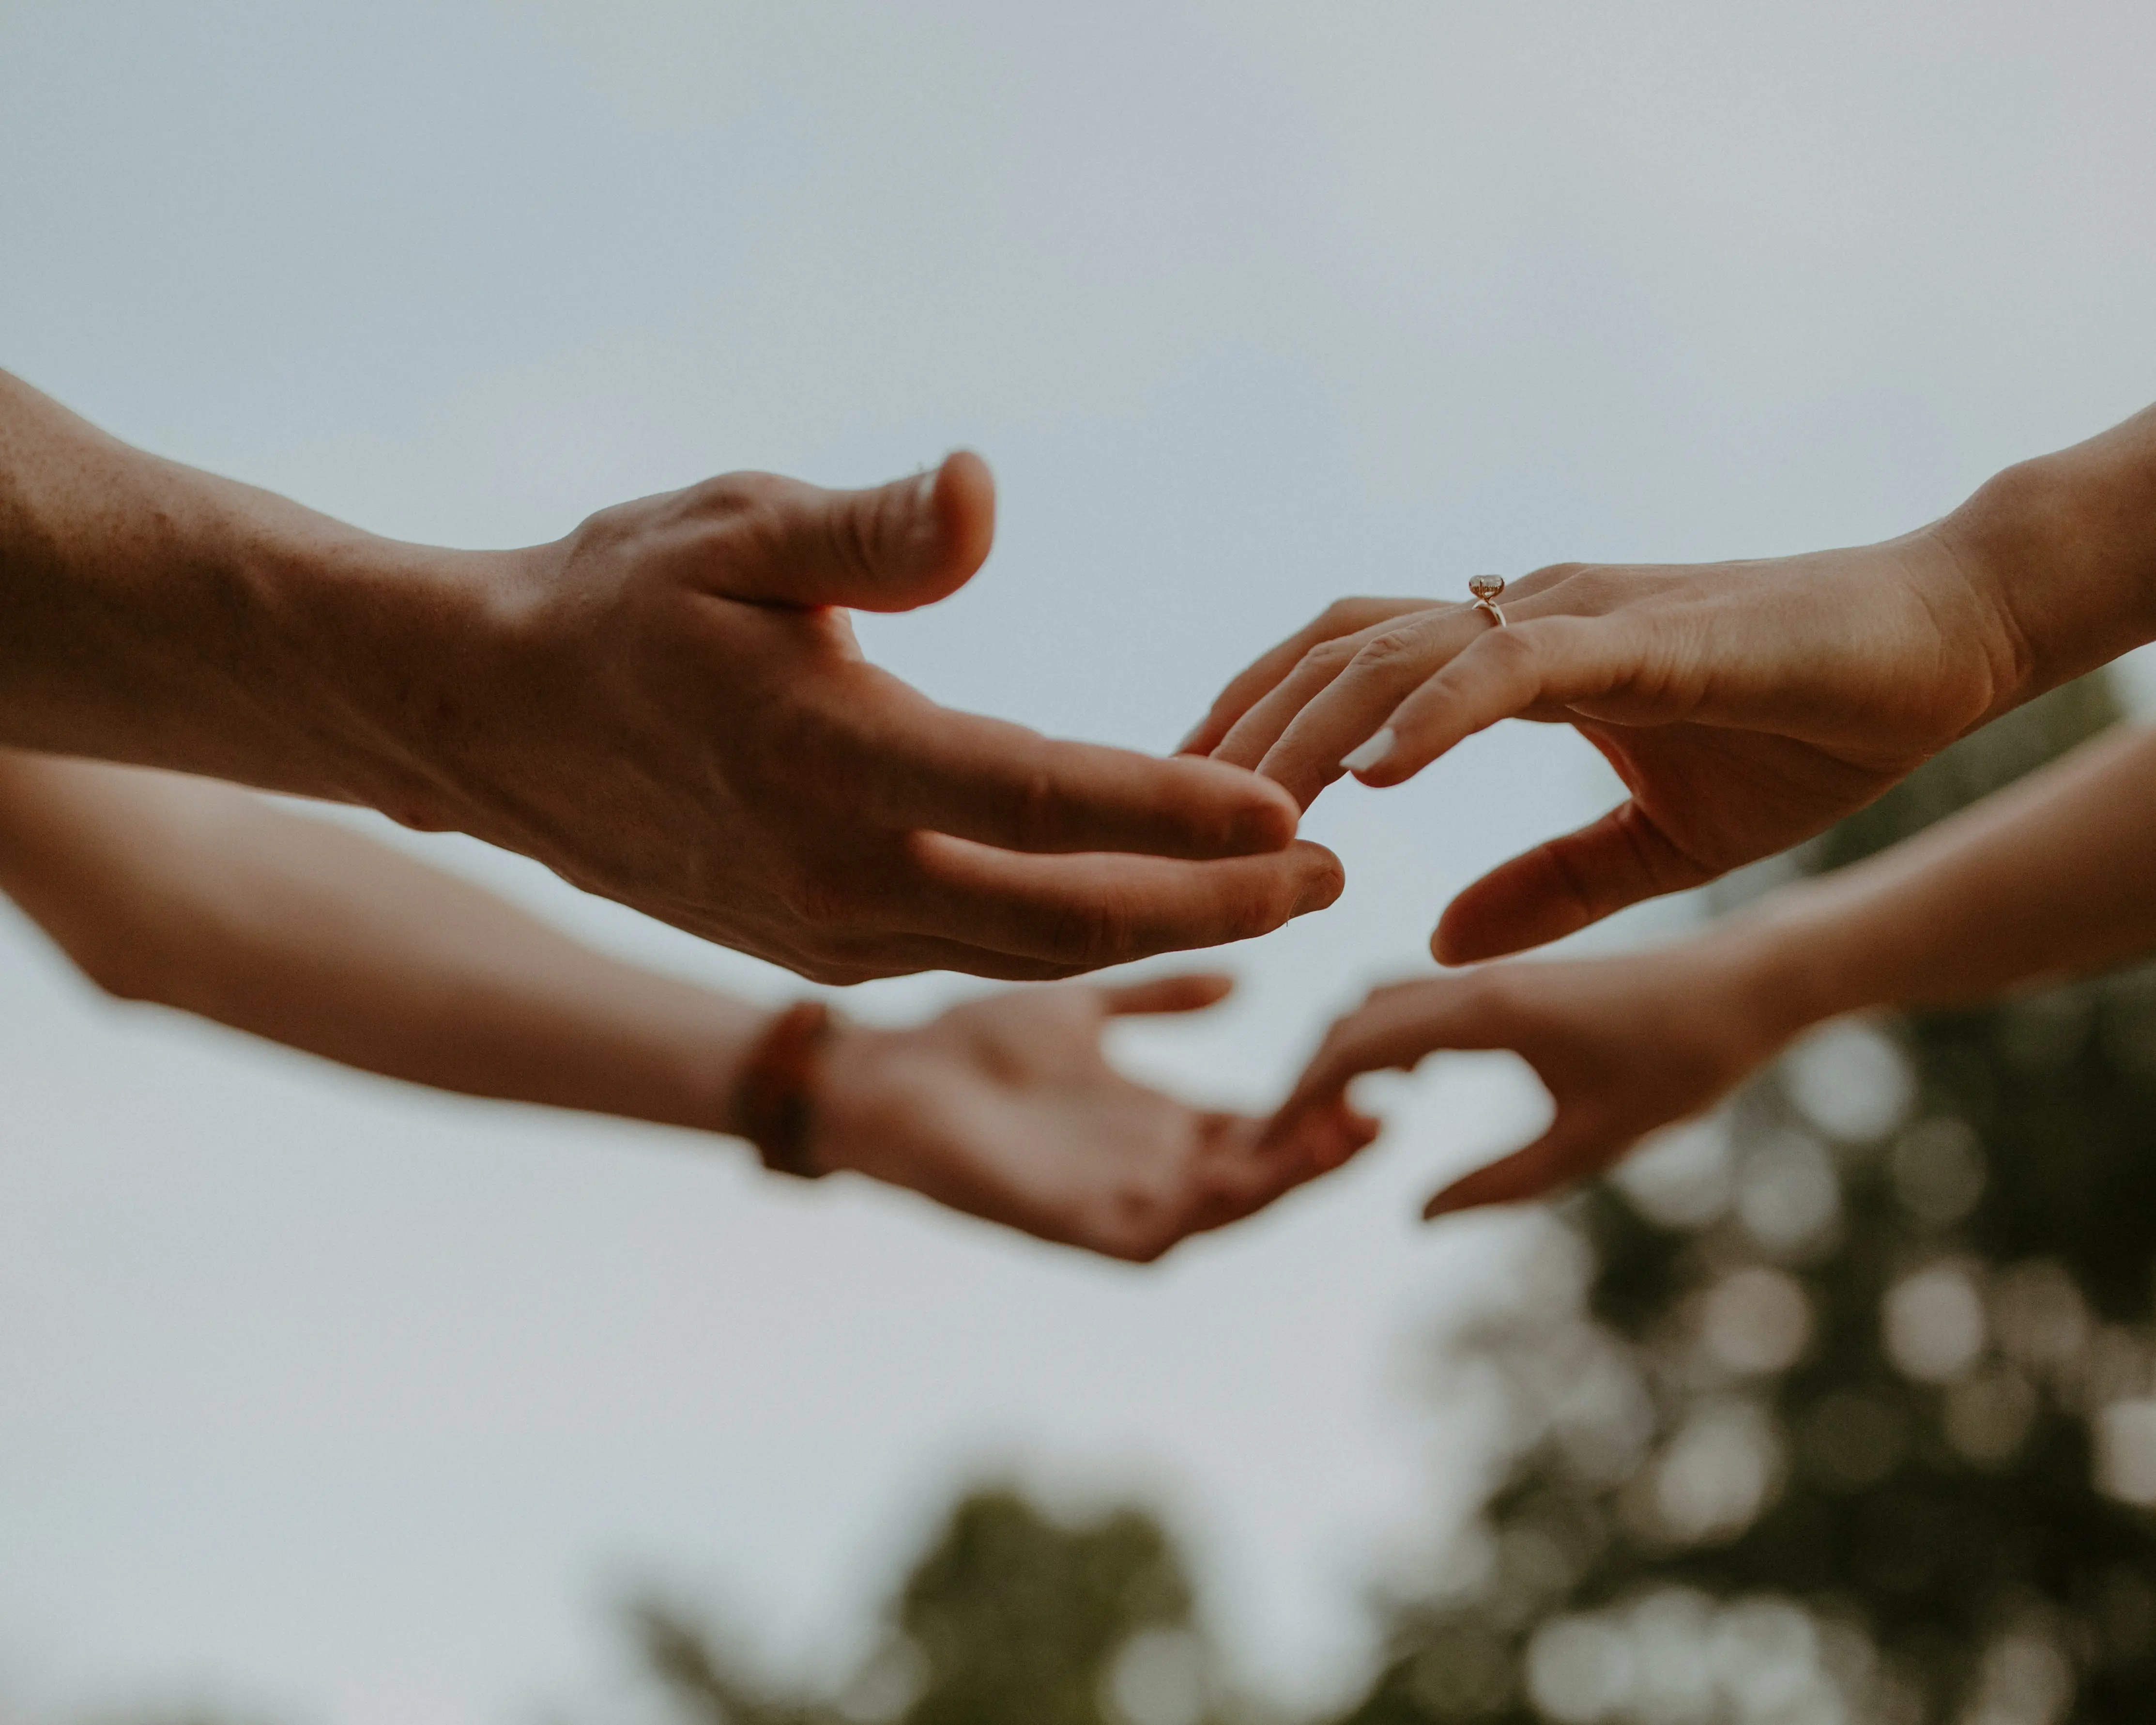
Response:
[3,3,2154,1721]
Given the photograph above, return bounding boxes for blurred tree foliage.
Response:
[628,1487,1227,1725]
[1336,674,2156,1725]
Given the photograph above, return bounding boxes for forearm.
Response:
[0,752,771,1134]
[1943,402,2156,715]
[0,370,516,822]
[1719,724,2156,1031]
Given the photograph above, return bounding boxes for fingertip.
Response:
[1235,772,1302,851]
[1102,971,1237,1017]
[1289,844,1346,917]
[1430,919,1483,967]
[1422,1171,1509,1220]
[1174,716,1224,757]
[1339,726,1396,777]
[1351,746,1432,790]
[928,449,995,585]
[1190,972,1237,1009]
[1433,870,1587,965]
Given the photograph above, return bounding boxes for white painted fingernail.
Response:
[1341,728,1396,774]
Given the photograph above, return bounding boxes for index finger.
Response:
[823,678,1305,860]
[899,834,1345,970]
[1268,979,1506,1133]
[1098,973,1237,1015]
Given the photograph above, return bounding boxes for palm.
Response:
[1590,716,1907,869]
[816,980,1373,1261]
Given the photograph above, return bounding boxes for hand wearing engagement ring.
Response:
[1336,576,1508,772]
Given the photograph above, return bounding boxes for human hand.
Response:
[813,975,1377,1261]
[1262,945,1790,1220]
[1180,526,2021,964]
[410,453,1338,983]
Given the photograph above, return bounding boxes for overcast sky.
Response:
[5,4,2156,1722]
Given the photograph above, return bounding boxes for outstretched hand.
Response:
[1261,952,1782,1220]
[1180,526,2020,964]
[815,975,1377,1261]
[410,452,1344,983]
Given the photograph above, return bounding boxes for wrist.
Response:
[1678,906,1854,1066]
[729,999,863,1179]
[236,518,537,831]
[1704,887,1889,1049]
[1937,416,2156,712]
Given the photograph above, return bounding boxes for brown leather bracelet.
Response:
[735,1000,838,1180]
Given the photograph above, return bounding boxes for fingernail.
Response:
[1341,728,1396,774]
[1291,870,1344,918]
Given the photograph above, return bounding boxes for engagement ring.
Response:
[1469,573,1507,628]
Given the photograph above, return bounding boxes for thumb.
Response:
[733,449,996,612]
[1422,1114,1618,1219]
[1433,800,1713,964]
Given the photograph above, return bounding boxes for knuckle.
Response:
[691,469,788,518]
[819,495,879,586]
[1009,761,1071,850]
[1545,563,1625,612]
[1473,624,1539,673]
[1352,623,1439,675]
[1300,638,1361,677]
[1047,893,1135,967]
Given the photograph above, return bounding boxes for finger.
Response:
[1281,1091,1384,1172]
[1267,979,1507,1131]
[1211,616,1402,777]
[1422,1119,1620,1219]
[1252,606,1492,804]
[901,835,1344,969]
[718,450,997,613]
[1099,973,1236,1016]
[1345,615,1638,787]
[1175,598,1438,756]
[1194,1099,1382,1230]
[827,677,1303,859]
[1431,801,1714,964]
